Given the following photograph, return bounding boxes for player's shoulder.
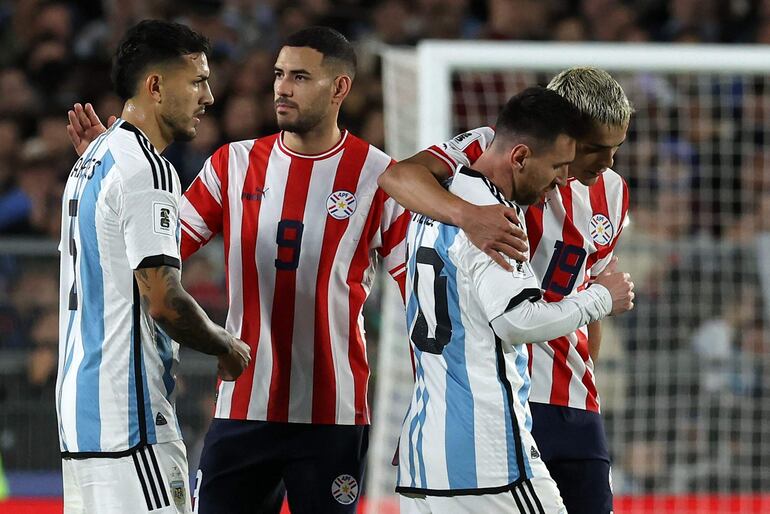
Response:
[345,131,393,169]
[105,121,177,193]
[442,126,495,152]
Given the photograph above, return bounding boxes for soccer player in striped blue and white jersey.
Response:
[396,88,635,514]
[57,21,250,514]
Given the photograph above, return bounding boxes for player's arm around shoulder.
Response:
[134,265,251,381]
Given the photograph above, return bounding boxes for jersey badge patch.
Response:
[512,261,534,279]
[589,214,614,246]
[327,190,357,220]
[153,202,175,236]
[331,474,358,505]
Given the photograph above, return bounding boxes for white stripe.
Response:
[216,142,252,418]
[179,199,213,242]
[426,147,457,172]
[286,152,342,421]
[247,144,288,419]
[181,223,202,243]
[199,157,223,205]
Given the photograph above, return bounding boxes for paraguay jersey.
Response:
[180,130,408,425]
[397,167,551,494]
[57,119,183,456]
[428,127,629,412]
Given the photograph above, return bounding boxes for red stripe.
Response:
[266,154,314,422]
[381,210,410,255]
[181,172,225,260]
[524,203,545,257]
[465,140,483,163]
[347,188,387,424]
[427,145,456,174]
[547,184,584,405]
[228,137,274,419]
[575,329,599,411]
[180,219,203,242]
[311,140,370,423]
[547,337,572,406]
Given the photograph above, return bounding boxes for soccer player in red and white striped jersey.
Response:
[379,67,633,514]
[181,28,411,514]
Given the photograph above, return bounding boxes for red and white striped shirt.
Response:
[428,127,629,412]
[180,130,408,425]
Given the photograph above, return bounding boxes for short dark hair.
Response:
[494,86,587,149]
[112,20,211,101]
[284,26,357,79]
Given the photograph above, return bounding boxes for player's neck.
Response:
[472,151,513,200]
[282,118,342,156]
[121,101,171,153]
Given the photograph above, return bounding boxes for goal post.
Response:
[371,40,770,514]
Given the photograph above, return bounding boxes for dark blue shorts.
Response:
[192,419,369,514]
[530,403,612,514]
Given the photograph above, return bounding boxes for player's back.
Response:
[56,120,183,456]
[397,167,550,494]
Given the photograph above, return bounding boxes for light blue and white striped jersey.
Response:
[397,166,551,495]
[56,119,183,456]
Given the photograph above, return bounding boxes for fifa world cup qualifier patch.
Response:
[153,202,176,236]
[589,214,614,246]
[327,190,357,219]
[331,474,359,505]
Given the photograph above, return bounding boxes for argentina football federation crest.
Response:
[589,213,614,246]
[331,474,358,505]
[326,190,357,219]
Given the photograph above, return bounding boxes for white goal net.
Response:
[369,41,770,514]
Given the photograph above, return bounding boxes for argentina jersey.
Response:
[397,166,552,495]
[56,119,183,457]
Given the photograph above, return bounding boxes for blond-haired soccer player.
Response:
[380,67,633,514]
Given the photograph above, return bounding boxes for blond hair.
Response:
[547,67,633,127]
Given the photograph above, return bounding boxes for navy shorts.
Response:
[192,419,369,514]
[530,403,612,514]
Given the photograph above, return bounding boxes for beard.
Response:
[276,103,327,134]
[161,109,196,142]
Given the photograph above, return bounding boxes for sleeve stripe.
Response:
[135,254,181,269]
[426,146,457,174]
[381,210,410,253]
[503,288,543,312]
[180,219,203,242]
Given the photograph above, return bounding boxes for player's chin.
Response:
[174,126,197,142]
[577,173,601,186]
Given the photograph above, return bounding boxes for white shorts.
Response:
[62,440,191,514]
[400,477,567,514]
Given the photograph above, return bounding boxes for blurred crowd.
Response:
[1,0,770,496]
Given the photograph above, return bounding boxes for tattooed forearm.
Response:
[135,266,233,356]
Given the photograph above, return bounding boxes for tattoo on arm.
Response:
[136,266,232,356]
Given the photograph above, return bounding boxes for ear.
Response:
[331,74,352,105]
[510,143,530,172]
[144,73,162,103]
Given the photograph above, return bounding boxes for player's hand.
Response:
[217,337,251,381]
[461,203,528,270]
[66,103,116,156]
[593,257,634,315]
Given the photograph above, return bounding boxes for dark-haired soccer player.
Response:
[57,20,250,514]
[396,87,634,514]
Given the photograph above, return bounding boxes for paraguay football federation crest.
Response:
[327,190,357,219]
[331,474,359,505]
[589,214,614,246]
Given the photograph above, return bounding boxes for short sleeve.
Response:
[425,127,495,175]
[122,187,181,270]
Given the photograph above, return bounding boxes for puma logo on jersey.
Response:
[242,187,269,201]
